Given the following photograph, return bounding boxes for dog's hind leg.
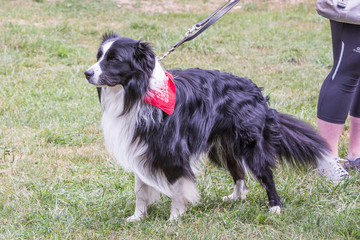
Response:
[222,162,249,202]
[259,168,282,214]
[208,144,249,202]
[247,161,282,214]
[222,180,249,202]
[126,175,160,222]
[169,177,199,221]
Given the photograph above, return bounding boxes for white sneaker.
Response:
[318,158,350,183]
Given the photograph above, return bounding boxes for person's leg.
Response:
[316,20,360,180]
[343,115,360,171]
[348,116,360,160]
[317,20,346,159]
[317,119,349,182]
[344,23,360,169]
[343,116,360,171]
[348,82,360,161]
[317,118,344,158]
[317,21,360,157]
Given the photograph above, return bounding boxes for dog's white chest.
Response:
[102,114,136,170]
[100,87,174,196]
[100,87,145,171]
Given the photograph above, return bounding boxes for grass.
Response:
[1,0,359,239]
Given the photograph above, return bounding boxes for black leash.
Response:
[158,0,240,61]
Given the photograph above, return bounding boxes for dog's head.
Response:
[85,33,156,87]
[85,33,158,113]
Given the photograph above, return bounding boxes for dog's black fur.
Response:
[85,33,330,219]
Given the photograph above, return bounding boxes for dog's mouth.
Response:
[84,72,119,88]
[85,77,101,86]
[85,78,109,87]
[86,79,102,86]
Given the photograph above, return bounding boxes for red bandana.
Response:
[144,72,176,115]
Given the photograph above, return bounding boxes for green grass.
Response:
[1,0,359,239]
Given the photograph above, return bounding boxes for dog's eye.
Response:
[107,54,118,62]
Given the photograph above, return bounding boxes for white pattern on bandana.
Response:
[154,79,169,103]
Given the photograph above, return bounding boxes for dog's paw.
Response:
[269,206,281,214]
[169,208,186,222]
[222,190,248,202]
[126,213,146,222]
[169,212,183,222]
[222,193,240,202]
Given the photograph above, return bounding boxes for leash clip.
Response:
[185,25,201,37]
[158,0,240,62]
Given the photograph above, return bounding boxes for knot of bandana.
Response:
[144,72,176,115]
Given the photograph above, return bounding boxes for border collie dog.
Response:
[85,33,332,221]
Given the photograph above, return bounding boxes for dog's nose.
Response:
[84,70,94,80]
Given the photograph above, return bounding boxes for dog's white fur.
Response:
[148,60,167,91]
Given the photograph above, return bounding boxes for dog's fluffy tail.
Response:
[272,111,331,168]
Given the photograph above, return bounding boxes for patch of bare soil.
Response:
[114,0,309,14]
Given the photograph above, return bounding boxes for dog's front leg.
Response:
[126,175,159,222]
[169,179,187,221]
[169,177,199,221]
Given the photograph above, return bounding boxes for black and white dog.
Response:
[84,33,333,221]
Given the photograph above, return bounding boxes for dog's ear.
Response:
[120,40,155,115]
[134,40,153,61]
[134,40,156,74]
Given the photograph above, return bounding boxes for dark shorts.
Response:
[317,20,360,124]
